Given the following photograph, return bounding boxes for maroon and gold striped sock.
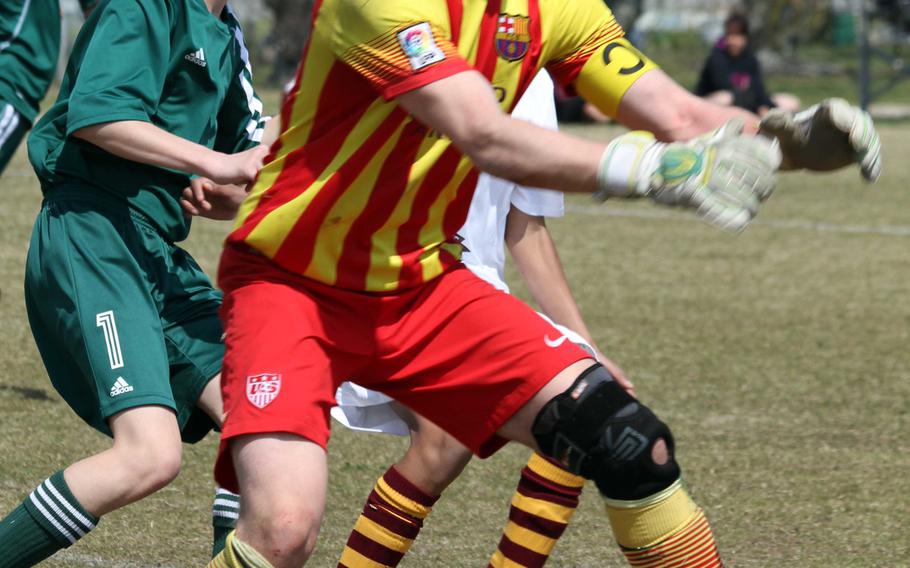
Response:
[337,467,438,568]
[488,453,585,568]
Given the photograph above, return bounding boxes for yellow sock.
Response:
[605,480,723,567]
[208,531,275,568]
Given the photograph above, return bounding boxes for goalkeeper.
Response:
[206,1,883,567]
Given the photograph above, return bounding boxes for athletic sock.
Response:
[337,466,438,567]
[208,530,275,568]
[212,487,241,557]
[488,453,584,568]
[0,470,98,566]
[606,480,723,567]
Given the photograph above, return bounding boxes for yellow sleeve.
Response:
[325,0,471,99]
[541,0,657,117]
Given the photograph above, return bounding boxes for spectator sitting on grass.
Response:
[695,13,800,116]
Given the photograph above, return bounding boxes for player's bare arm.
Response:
[399,69,779,232]
[179,115,279,218]
[616,69,881,181]
[615,67,761,139]
[504,206,634,394]
[399,71,605,193]
[73,121,268,186]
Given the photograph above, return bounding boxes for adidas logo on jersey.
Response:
[185,48,207,68]
[109,377,134,397]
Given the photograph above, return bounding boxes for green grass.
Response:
[1,125,909,567]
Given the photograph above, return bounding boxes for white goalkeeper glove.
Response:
[760,98,882,182]
[595,120,782,232]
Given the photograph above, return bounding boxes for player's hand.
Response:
[594,349,636,398]
[596,120,782,232]
[760,98,882,182]
[180,177,248,221]
[203,145,269,186]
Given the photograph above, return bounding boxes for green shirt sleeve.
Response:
[66,0,169,137]
[215,16,268,154]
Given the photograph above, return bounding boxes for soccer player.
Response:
[0,0,268,565]
[181,71,622,568]
[208,2,881,567]
[330,70,636,568]
[0,0,95,176]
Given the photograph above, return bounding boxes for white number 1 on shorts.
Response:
[96,311,124,370]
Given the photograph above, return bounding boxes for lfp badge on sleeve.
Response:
[246,374,282,409]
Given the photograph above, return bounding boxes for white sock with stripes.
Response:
[212,487,240,557]
[0,470,98,565]
[25,471,98,547]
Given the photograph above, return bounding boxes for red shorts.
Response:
[214,245,590,492]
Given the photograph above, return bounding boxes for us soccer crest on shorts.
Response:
[246,373,281,408]
[496,14,531,61]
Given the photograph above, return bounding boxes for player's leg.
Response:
[209,246,367,568]
[393,406,472,495]
[195,377,243,556]
[487,453,585,568]
[0,197,194,565]
[66,406,183,513]
[0,102,29,175]
[499,363,723,567]
[156,240,242,557]
[192,374,242,557]
[337,409,472,568]
[0,405,182,566]
[377,267,721,567]
[487,320,591,568]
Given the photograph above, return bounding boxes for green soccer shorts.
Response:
[0,102,29,174]
[24,187,223,443]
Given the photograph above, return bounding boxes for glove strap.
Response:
[595,132,665,201]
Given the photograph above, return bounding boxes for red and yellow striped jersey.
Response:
[229,0,657,291]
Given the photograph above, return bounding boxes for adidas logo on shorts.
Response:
[109,377,134,397]
[185,48,207,68]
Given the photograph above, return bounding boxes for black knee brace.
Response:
[532,364,680,501]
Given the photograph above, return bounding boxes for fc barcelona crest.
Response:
[495,14,531,61]
[246,373,282,409]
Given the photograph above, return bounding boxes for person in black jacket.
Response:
[695,13,800,116]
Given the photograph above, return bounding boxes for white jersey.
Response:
[332,72,587,436]
[458,71,564,293]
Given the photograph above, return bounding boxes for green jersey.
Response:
[28,0,267,242]
[0,0,96,123]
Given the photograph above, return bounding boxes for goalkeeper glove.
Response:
[595,120,782,232]
[760,98,882,182]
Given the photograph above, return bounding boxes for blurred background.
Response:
[58,0,910,118]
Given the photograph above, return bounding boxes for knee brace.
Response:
[532,364,680,501]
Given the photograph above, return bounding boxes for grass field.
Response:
[1,123,909,567]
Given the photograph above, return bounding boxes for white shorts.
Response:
[330,315,595,436]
